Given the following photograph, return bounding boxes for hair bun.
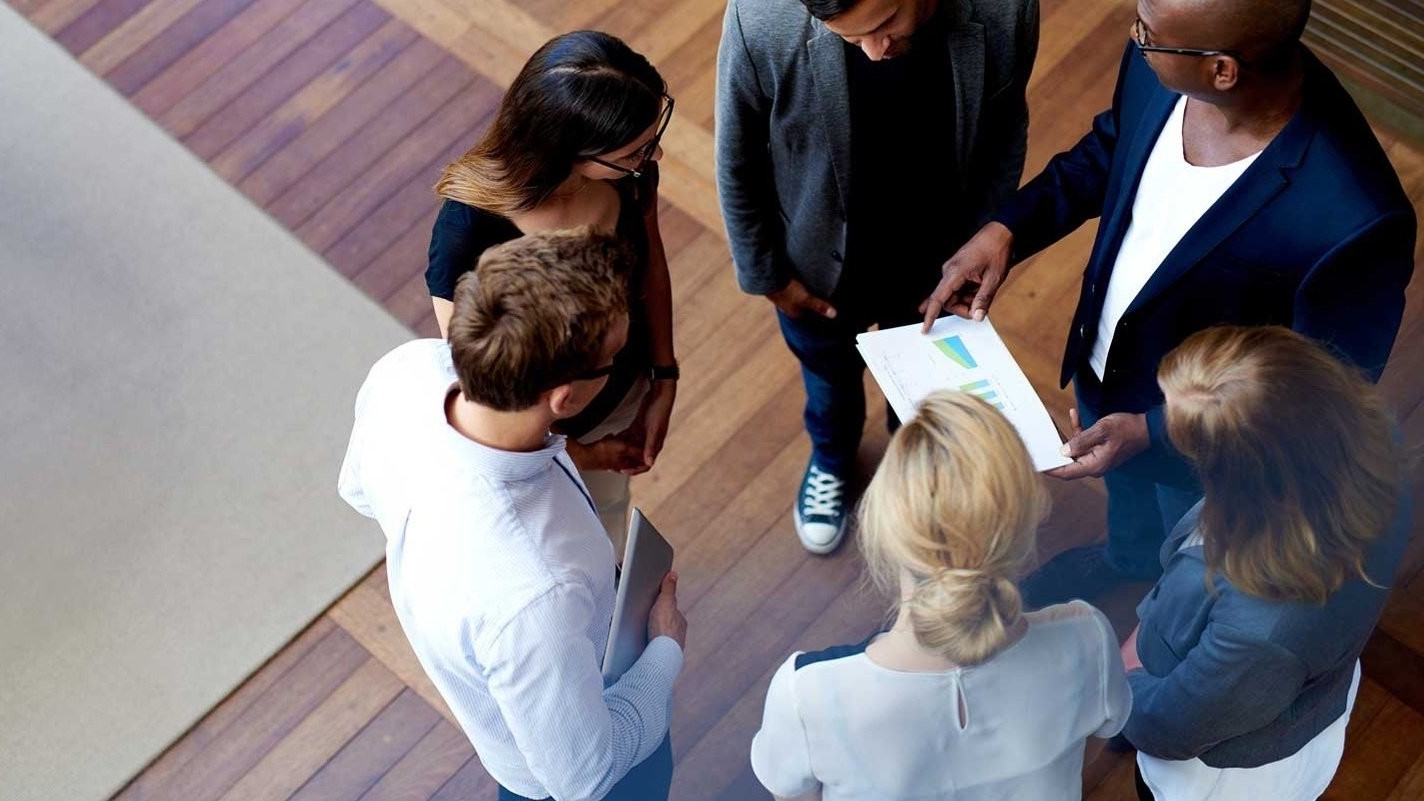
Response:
[906,568,1023,666]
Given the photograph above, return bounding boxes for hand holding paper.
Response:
[856,317,1071,471]
[1045,408,1150,480]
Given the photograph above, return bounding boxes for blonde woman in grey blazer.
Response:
[715,0,1038,554]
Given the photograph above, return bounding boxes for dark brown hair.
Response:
[435,30,665,214]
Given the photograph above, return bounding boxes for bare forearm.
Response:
[642,206,676,365]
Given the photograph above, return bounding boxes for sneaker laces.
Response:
[802,466,845,518]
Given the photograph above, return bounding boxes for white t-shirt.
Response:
[750,601,1131,801]
[1089,96,1261,379]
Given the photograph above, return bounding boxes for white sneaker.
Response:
[794,462,848,554]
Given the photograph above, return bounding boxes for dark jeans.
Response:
[777,307,916,476]
[1074,369,1203,576]
[496,735,673,801]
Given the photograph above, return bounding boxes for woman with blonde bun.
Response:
[751,390,1131,801]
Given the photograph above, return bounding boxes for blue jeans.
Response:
[496,735,673,801]
[776,309,885,476]
[1074,371,1202,576]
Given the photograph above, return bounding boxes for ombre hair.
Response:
[435,31,666,215]
[858,391,1050,665]
[1159,326,1404,604]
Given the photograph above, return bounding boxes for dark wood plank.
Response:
[426,754,500,801]
[318,101,497,275]
[29,0,119,35]
[130,0,302,117]
[105,0,259,96]
[1363,628,1424,719]
[182,0,389,160]
[53,0,147,53]
[358,720,475,801]
[111,617,336,801]
[131,626,371,801]
[214,657,406,801]
[1324,691,1424,800]
[289,76,499,252]
[234,37,448,204]
[1083,752,1140,801]
[672,522,867,759]
[209,17,416,182]
[285,689,441,801]
[382,268,439,333]
[349,214,434,302]
[156,0,362,138]
[262,59,483,230]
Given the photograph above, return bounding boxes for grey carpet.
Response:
[0,5,410,799]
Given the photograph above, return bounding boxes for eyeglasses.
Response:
[587,96,674,180]
[567,362,617,384]
[1131,17,1240,59]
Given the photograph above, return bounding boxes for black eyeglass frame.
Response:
[563,362,617,385]
[585,95,675,180]
[1132,17,1241,60]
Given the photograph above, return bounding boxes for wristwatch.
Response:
[650,362,680,382]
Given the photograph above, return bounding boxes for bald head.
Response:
[1158,0,1310,68]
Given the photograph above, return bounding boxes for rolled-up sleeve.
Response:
[485,584,681,801]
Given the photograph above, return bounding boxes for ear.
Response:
[546,383,578,418]
[569,160,603,181]
[1211,55,1239,91]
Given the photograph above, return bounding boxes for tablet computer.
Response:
[601,507,674,684]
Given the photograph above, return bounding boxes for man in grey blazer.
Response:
[716,0,1039,552]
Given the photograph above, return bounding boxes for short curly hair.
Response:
[448,227,631,411]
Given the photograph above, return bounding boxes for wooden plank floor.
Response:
[8,0,1421,798]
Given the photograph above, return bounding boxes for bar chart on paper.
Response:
[856,319,1071,471]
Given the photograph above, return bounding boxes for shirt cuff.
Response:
[642,635,685,684]
[1144,404,1171,453]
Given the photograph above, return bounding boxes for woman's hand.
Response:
[632,379,677,472]
[565,436,645,473]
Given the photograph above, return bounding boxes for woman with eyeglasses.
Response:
[427,30,677,549]
[751,390,1131,801]
[1124,326,1412,801]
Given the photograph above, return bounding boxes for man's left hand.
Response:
[1046,409,1150,480]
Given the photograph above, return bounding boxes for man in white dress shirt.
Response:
[339,228,688,801]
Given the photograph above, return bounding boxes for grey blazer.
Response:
[714,0,1039,298]
[1125,493,1412,768]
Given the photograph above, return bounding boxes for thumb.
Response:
[810,296,838,319]
[970,281,999,322]
[660,571,678,596]
[1061,428,1091,458]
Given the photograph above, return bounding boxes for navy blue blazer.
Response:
[996,45,1416,458]
[1124,490,1411,768]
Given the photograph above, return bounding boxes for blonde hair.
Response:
[1159,326,1404,603]
[448,227,630,410]
[859,391,1050,665]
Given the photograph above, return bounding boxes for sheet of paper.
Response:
[856,317,1072,471]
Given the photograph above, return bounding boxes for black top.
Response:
[425,167,658,439]
[839,7,960,325]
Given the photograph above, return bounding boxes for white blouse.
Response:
[751,601,1131,800]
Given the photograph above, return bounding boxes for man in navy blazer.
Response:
[920,0,1416,605]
